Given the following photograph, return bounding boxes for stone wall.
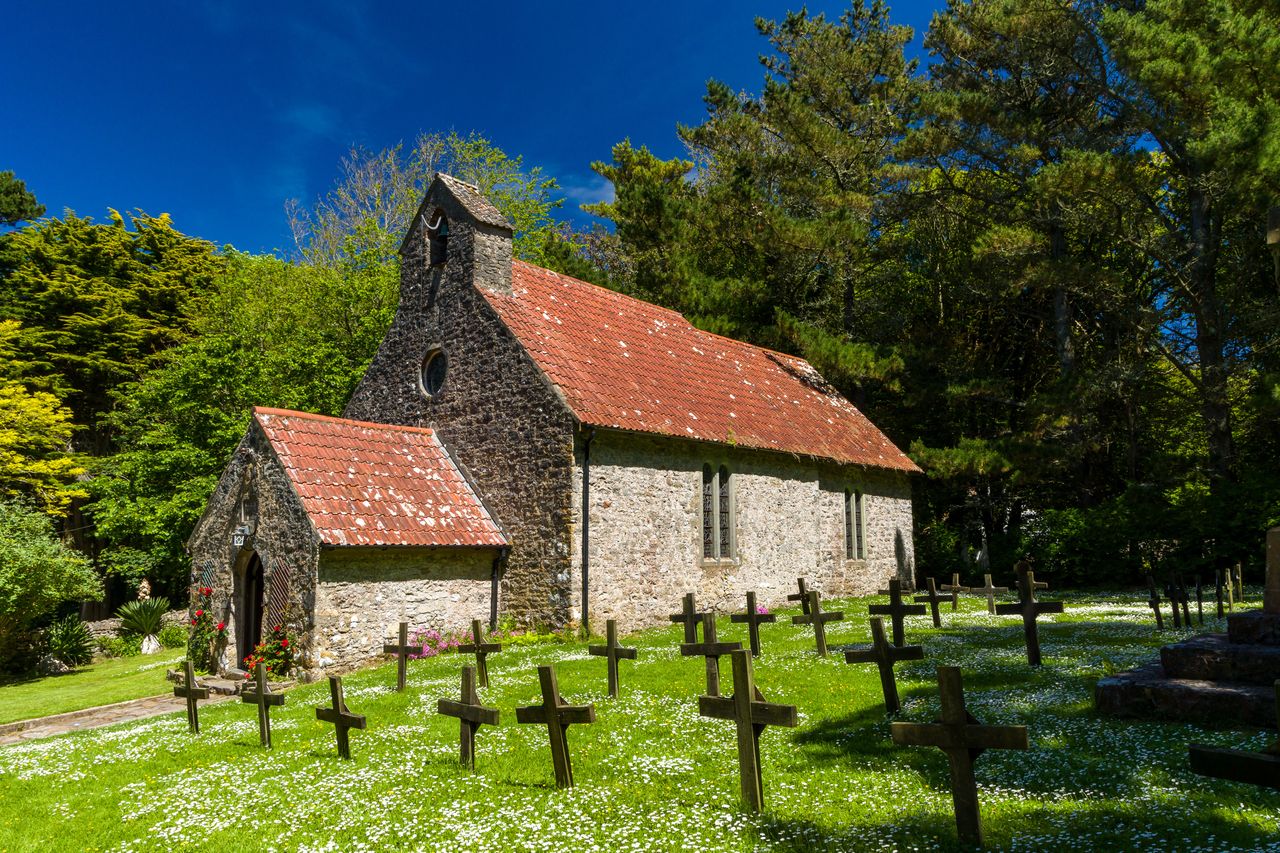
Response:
[570,430,914,631]
[311,547,496,670]
[185,422,320,675]
[344,180,577,628]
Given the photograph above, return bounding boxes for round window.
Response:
[421,349,448,398]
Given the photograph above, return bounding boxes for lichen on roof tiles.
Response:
[253,407,507,548]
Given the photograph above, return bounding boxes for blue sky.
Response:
[4,2,942,255]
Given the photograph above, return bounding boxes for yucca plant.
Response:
[116,597,171,653]
[45,617,94,667]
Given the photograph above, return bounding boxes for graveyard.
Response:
[0,586,1276,852]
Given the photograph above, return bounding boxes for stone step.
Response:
[1161,634,1280,684]
[1229,610,1280,645]
[1095,662,1277,729]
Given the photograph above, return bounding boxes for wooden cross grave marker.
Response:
[438,665,499,769]
[1216,566,1228,617]
[588,618,637,698]
[1145,576,1165,630]
[315,675,366,760]
[457,618,501,688]
[786,577,812,615]
[669,592,708,645]
[174,660,210,734]
[731,590,777,657]
[869,578,927,647]
[1189,680,1280,790]
[1013,559,1049,599]
[1194,575,1205,626]
[914,577,947,628]
[791,590,845,657]
[1164,580,1184,629]
[241,662,285,749]
[1233,562,1245,604]
[698,648,798,812]
[940,573,969,611]
[515,665,596,789]
[995,570,1064,667]
[1173,577,1192,626]
[844,617,924,713]
[682,612,742,696]
[890,666,1029,846]
[973,574,1008,615]
[383,621,424,692]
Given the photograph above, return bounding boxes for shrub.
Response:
[97,635,142,658]
[116,597,170,638]
[157,624,187,649]
[0,500,101,672]
[45,617,94,667]
[187,586,226,673]
[242,624,293,679]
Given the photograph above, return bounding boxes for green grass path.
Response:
[0,653,183,725]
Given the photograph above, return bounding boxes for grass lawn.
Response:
[0,590,1276,851]
[0,652,184,725]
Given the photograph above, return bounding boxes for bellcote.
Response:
[400,174,513,294]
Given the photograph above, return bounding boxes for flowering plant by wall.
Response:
[187,586,226,674]
[243,624,294,678]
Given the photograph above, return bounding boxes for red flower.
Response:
[191,618,197,625]
[273,625,282,632]
[195,609,204,617]
[216,621,225,631]
[280,639,289,648]
[244,672,251,679]
[200,586,212,596]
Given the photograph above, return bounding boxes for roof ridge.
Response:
[252,406,437,437]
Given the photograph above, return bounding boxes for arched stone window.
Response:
[425,208,449,267]
[701,463,735,560]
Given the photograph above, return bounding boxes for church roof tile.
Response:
[253,407,508,548]
[481,262,920,472]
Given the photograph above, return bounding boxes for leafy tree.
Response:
[287,131,564,267]
[0,210,223,453]
[0,171,44,227]
[0,499,101,672]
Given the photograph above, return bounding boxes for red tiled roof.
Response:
[253,407,508,548]
[481,262,920,472]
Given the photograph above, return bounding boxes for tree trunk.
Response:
[1188,186,1234,497]
[1049,222,1075,378]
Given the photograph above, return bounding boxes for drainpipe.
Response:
[489,547,507,632]
[581,427,596,637]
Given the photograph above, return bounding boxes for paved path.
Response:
[0,692,236,746]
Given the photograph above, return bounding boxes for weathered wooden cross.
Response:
[1173,577,1192,626]
[174,660,210,734]
[315,675,366,760]
[1233,562,1245,604]
[940,573,969,611]
[972,574,1008,614]
[457,618,501,688]
[681,612,742,696]
[241,662,285,748]
[1164,580,1184,629]
[437,665,500,769]
[1014,559,1049,599]
[515,665,596,788]
[731,590,776,657]
[914,577,946,628]
[843,617,924,713]
[383,621,424,692]
[698,649,798,812]
[1194,575,1204,626]
[588,618,637,698]
[996,570,1064,666]
[1189,680,1280,790]
[869,578,926,647]
[791,590,845,657]
[1145,576,1165,630]
[1216,566,1228,617]
[890,666,1029,846]
[669,592,708,644]
[786,577,812,615]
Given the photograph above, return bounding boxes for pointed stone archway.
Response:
[235,551,266,667]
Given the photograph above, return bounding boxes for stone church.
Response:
[188,174,920,678]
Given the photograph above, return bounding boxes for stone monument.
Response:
[1096,527,1280,727]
